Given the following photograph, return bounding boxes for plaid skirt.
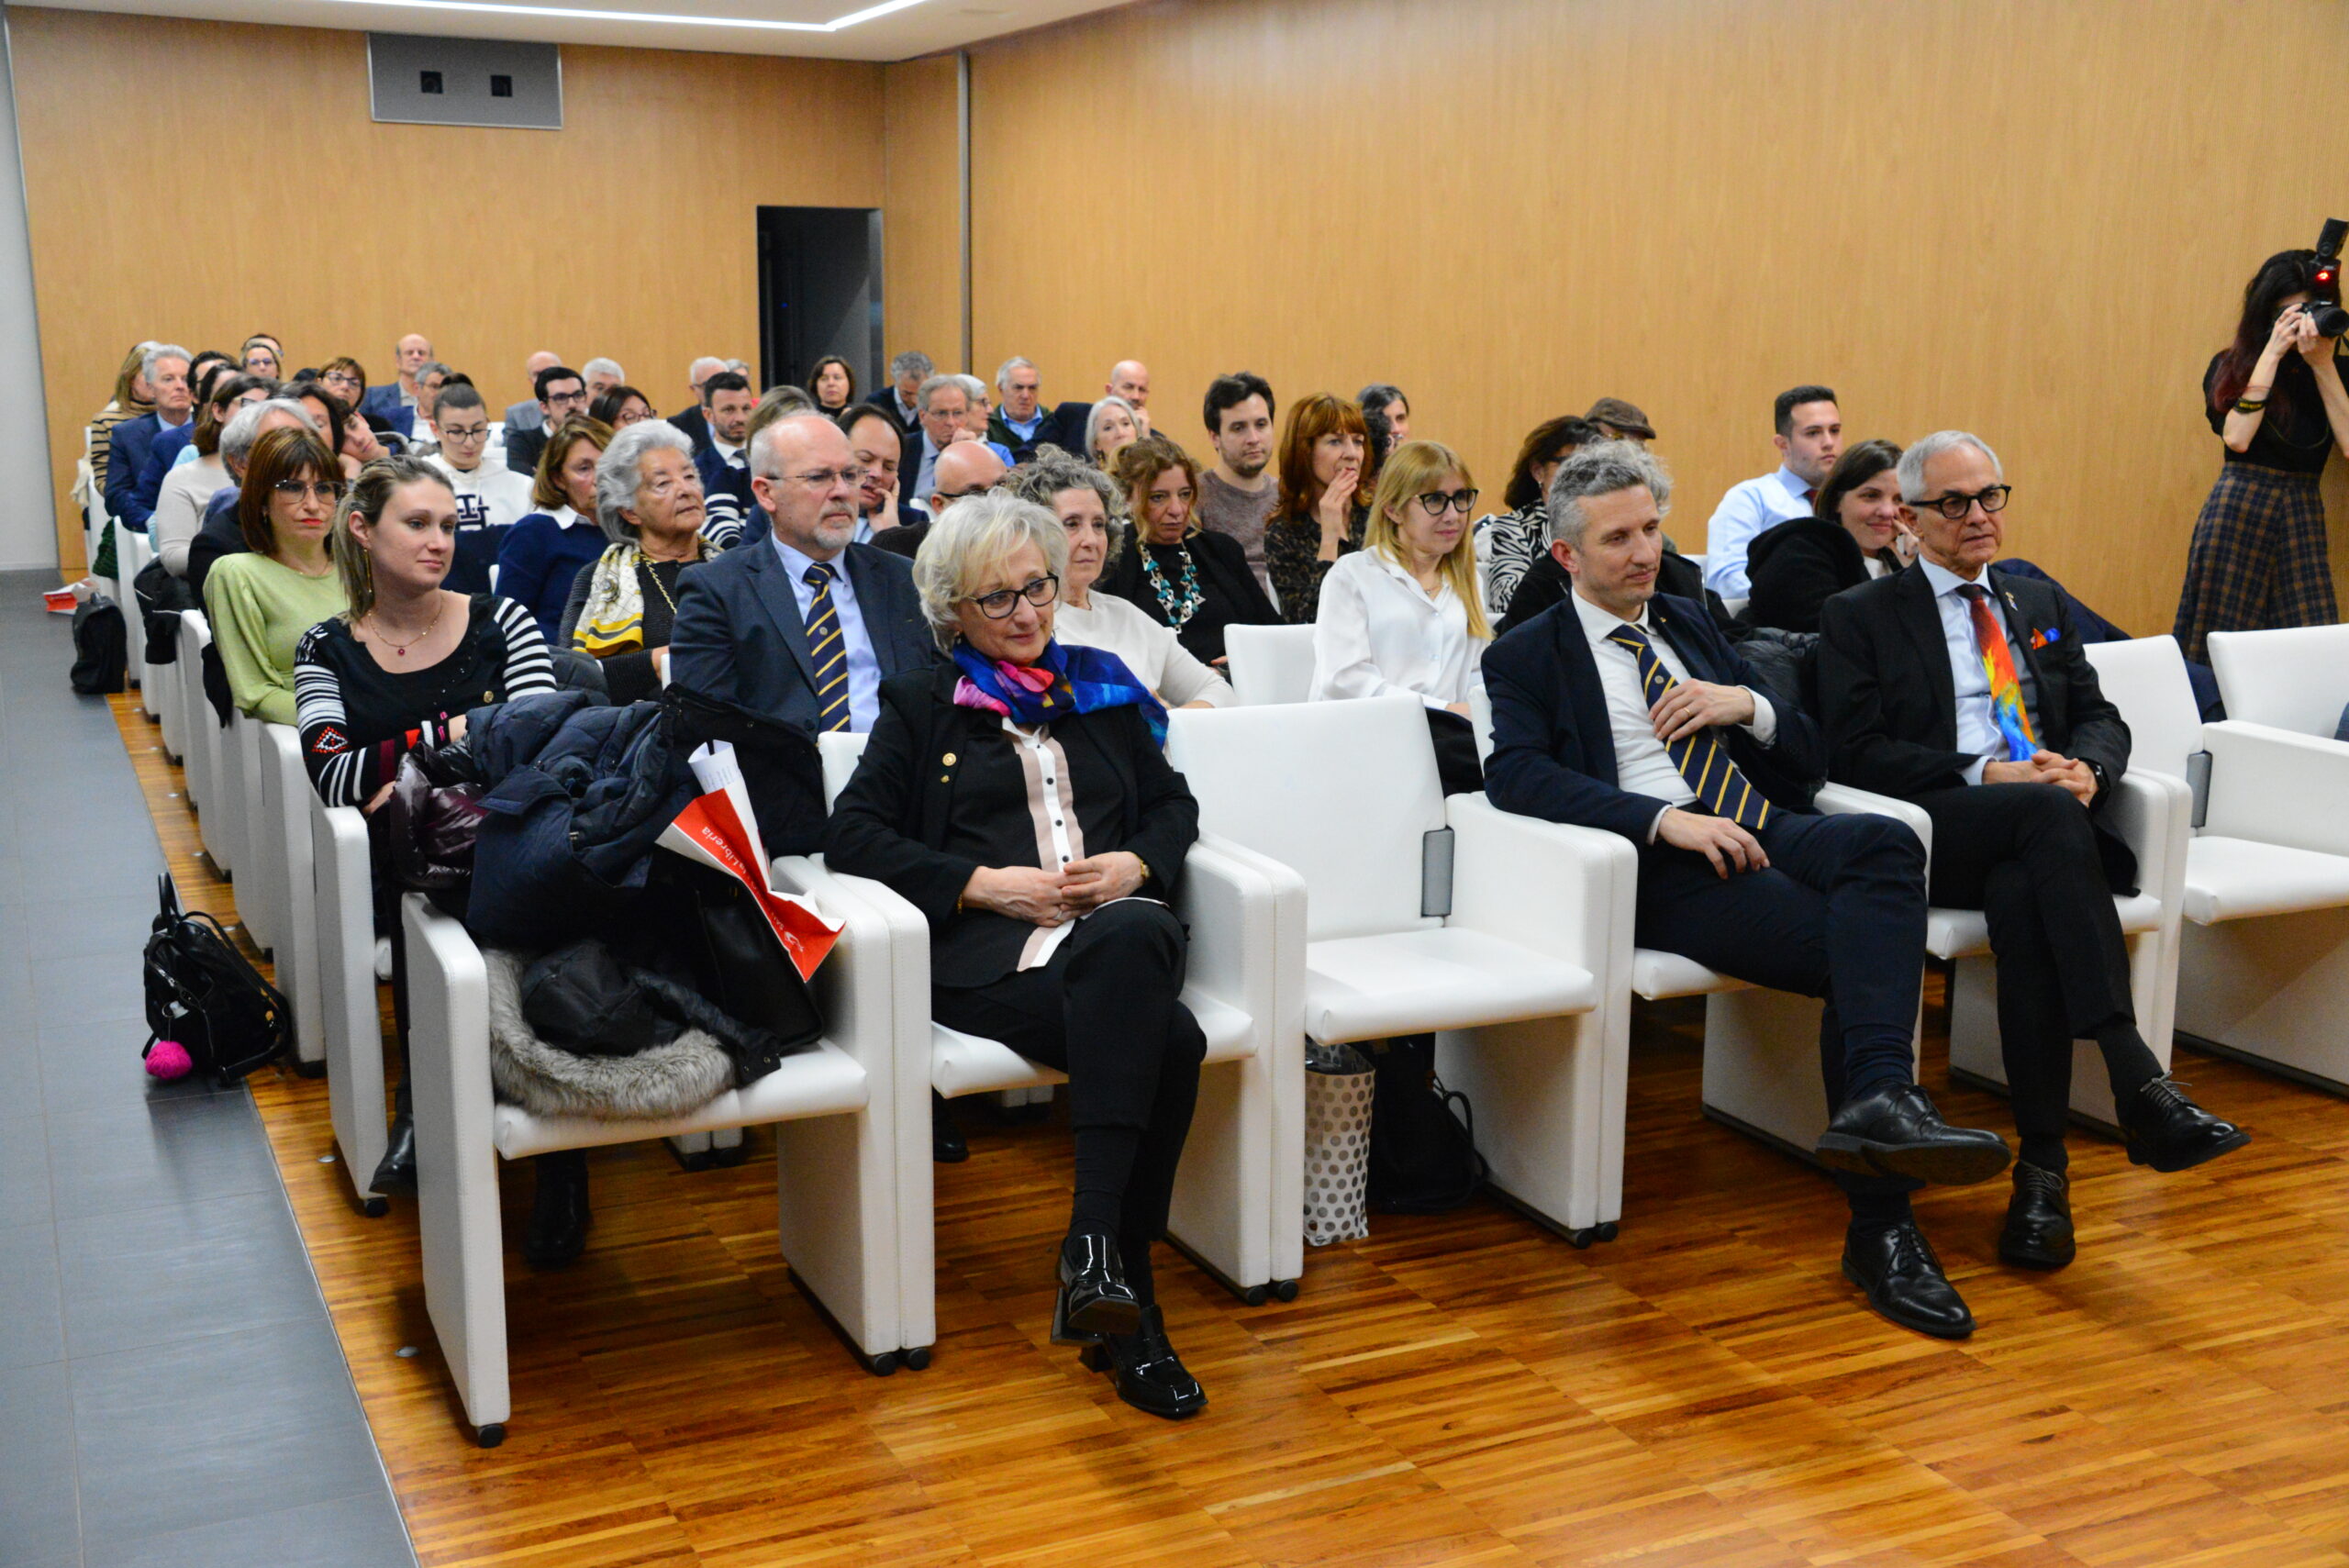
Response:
[2172,463,2335,662]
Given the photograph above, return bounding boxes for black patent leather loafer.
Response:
[370,1112,417,1195]
[1081,1304,1206,1419]
[1052,1232,1141,1343]
[1998,1162,2076,1270]
[1842,1218,1975,1340]
[1817,1083,2012,1186]
[521,1151,591,1269]
[2119,1076,2249,1173]
[932,1091,968,1164]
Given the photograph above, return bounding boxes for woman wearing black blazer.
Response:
[1103,434,1279,665]
[1742,439,1916,634]
[825,490,1208,1420]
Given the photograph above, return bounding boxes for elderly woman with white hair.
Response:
[556,418,719,704]
[824,491,1209,1420]
[1085,395,1141,473]
[1001,449,1232,709]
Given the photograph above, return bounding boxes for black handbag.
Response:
[638,858,826,1059]
[140,875,291,1085]
[1364,1034,1488,1214]
[662,684,828,857]
[132,559,196,665]
[70,595,128,695]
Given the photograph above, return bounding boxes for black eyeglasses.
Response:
[272,479,348,502]
[968,573,1058,618]
[1415,488,1480,517]
[1909,484,2012,521]
[934,482,998,503]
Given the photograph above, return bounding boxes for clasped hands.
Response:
[961,851,1146,927]
[1985,750,2097,805]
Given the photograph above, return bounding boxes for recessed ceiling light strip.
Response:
[315,0,928,33]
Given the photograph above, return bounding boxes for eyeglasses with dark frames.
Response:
[1908,484,2012,521]
[272,479,348,502]
[1414,488,1480,517]
[967,573,1059,619]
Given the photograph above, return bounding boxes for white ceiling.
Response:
[32,0,1136,61]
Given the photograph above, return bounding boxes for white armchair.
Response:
[402,879,914,1448]
[1222,622,1318,706]
[1168,695,1621,1245]
[2208,625,2349,739]
[257,724,327,1073]
[227,713,274,953]
[117,524,157,706]
[2092,636,2349,1093]
[801,728,1309,1313]
[313,791,392,1215]
[152,610,185,764]
[178,612,233,876]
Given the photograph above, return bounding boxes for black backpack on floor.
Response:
[1365,1034,1488,1214]
[141,876,291,1086]
[70,595,128,695]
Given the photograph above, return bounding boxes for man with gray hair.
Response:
[668,413,931,737]
[582,357,627,405]
[952,374,1016,465]
[362,333,433,424]
[910,373,973,506]
[1486,439,2009,1341]
[182,398,322,598]
[868,349,935,439]
[502,350,564,438]
[1819,429,2247,1274]
[985,356,1086,462]
[106,342,195,531]
[667,355,730,454]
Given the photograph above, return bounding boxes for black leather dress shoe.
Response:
[370,1113,417,1195]
[932,1091,968,1164]
[1052,1232,1141,1343]
[1817,1084,2012,1186]
[2119,1076,2250,1173]
[521,1151,592,1269]
[1998,1162,2076,1270]
[1081,1304,1207,1418]
[1842,1218,1975,1340]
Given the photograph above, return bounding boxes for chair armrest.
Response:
[2201,722,2349,857]
[1177,832,1305,1028]
[2105,768,2188,890]
[1444,793,1633,977]
[772,854,926,1079]
[1814,783,1932,854]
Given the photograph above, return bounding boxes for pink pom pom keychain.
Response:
[144,1040,194,1081]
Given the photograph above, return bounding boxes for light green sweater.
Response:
[204,552,348,726]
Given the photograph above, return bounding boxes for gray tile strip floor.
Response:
[0,571,416,1568]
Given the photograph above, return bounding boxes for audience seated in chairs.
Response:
[151,373,271,578]
[1311,439,1489,795]
[1741,439,1918,635]
[504,364,589,477]
[692,371,758,521]
[239,333,284,380]
[873,438,1006,562]
[1484,438,2013,1339]
[808,354,857,416]
[1003,447,1232,709]
[1701,385,1843,602]
[501,350,563,443]
[840,405,922,548]
[1102,434,1279,670]
[184,398,325,598]
[496,415,614,639]
[1083,395,1140,475]
[1194,373,1281,596]
[867,349,933,439]
[558,419,721,704]
[85,339,157,495]
[824,490,1208,1419]
[1817,428,2250,1276]
[1475,416,1598,618]
[294,457,562,1243]
[105,342,195,535]
[203,426,348,726]
[1106,359,1152,432]
[589,384,655,429]
[1264,393,1370,625]
[423,383,537,595]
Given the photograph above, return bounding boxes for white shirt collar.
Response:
[1568,585,1653,641]
[712,434,742,462]
[1919,557,1987,596]
[551,505,590,530]
[771,535,848,584]
[1772,465,1814,506]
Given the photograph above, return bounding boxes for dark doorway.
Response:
[757,206,884,402]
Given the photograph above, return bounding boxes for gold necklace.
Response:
[366,594,445,658]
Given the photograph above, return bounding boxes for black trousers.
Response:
[1633,808,1929,1199]
[1914,783,2136,1147]
[931,899,1206,1273]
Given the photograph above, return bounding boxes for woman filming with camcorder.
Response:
[2174,228,2349,661]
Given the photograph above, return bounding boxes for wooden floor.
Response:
[110,695,2349,1568]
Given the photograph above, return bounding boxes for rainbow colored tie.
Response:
[1959,584,2035,762]
[1605,623,1771,831]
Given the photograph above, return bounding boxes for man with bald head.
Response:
[668,354,730,455]
[669,413,934,735]
[873,438,1006,562]
[1108,360,1152,433]
[502,350,563,437]
[362,333,433,424]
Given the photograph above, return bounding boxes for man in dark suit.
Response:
[1486,440,2010,1340]
[841,406,926,548]
[874,439,1006,562]
[985,356,1087,462]
[669,413,934,739]
[666,354,727,455]
[503,364,589,478]
[864,350,933,440]
[1819,430,2247,1273]
[362,333,433,424]
[691,371,758,519]
[105,344,194,532]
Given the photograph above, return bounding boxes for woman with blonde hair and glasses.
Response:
[1309,439,1490,794]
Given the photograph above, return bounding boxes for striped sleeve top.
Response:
[293,594,555,806]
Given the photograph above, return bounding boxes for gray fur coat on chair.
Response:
[484,948,733,1120]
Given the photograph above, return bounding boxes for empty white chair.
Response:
[2208,624,2349,740]
[1169,694,1624,1244]
[802,728,1309,1318]
[404,883,914,1447]
[313,792,392,1214]
[2091,635,2349,1094]
[1223,622,1319,706]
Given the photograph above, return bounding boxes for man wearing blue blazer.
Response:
[361,333,432,424]
[104,344,195,532]
[1483,440,2009,1341]
[669,412,934,739]
[691,371,759,522]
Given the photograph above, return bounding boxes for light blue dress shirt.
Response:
[1001,408,1045,442]
[1919,560,2040,786]
[912,435,944,506]
[772,536,883,732]
[1700,465,1815,599]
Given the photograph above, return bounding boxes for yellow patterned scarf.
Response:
[573,543,651,656]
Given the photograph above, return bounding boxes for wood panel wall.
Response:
[882,55,964,378]
[934,0,2349,633]
[12,7,885,573]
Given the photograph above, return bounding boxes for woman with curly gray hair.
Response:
[1002,449,1232,708]
[556,418,720,703]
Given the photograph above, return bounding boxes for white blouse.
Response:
[152,454,232,579]
[1056,589,1233,707]
[1309,548,1484,709]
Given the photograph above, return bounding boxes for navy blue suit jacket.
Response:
[1483,591,1825,844]
[666,536,936,737]
[105,413,179,531]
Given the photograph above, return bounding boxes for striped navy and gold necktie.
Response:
[1606,621,1771,831]
[802,562,852,733]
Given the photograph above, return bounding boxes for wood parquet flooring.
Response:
[106,694,2349,1567]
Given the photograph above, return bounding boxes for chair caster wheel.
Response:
[869,1351,899,1376]
[1241,1284,1269,1307]
[361,1196,389,1218]
[473,1423,505,1449]
[1597,1222,1619,1242]
[292,1057,327,1080]
[903,1346,932,1371]
[1569,1227,1598,1249]
[1274,1279,1299,1302]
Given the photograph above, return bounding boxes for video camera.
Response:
[2310,218,2348,339]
